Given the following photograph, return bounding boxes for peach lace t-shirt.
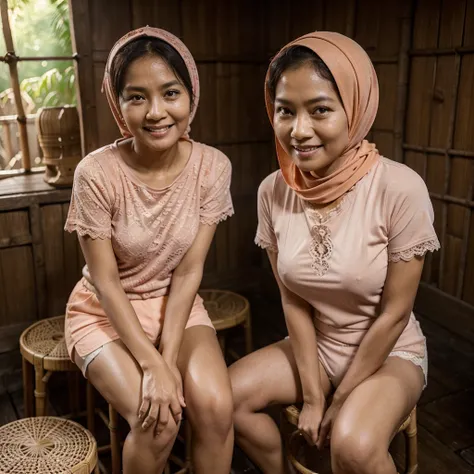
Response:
[65,138,234,299]
[255,158,440,385]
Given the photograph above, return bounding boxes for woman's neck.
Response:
[129,139,182,173]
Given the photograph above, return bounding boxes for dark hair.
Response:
[111,37,194,105]
[267,46,339,102]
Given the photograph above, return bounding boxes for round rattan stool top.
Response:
[20,315,75,372]
[0,416,97,473]
[199,289,250,331]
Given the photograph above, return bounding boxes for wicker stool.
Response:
[200,289,252,359]
[19,316,121,474]
[283,405,418,474]
[0,416,98,473]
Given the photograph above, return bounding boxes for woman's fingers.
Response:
[142,402,159,430]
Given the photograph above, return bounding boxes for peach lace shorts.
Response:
[65,279,214,376]
[288,315,428,389]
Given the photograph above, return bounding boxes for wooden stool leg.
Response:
[33,358,46,416]
[185,419,193,473]
[244,312,253,355]
[68,371,80,416]
[218,333,226,356]
[86,381,95,435]
[22,357,34,417]
[405,410,418,474]
[109,404,121,474]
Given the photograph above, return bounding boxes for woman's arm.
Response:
[158,223,217,366]
[267,250,326,444]
[79,236,183,429]
[333,255,425,406]
[79,235,163,368]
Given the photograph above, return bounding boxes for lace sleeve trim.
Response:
[255,234,278,253]
[388,238,440,262]
[64,222,111,240]
[200,208,234,226]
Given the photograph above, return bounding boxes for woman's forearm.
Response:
[334,313,408,404]
[159,268,203,365]
[284,299,324,403]
[97,284,164,370]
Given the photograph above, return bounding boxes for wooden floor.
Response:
[0,293,473,473]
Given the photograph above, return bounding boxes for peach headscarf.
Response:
[102,26,200,138]
[265,31,380,204]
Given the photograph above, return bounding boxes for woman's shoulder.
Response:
[194,141,231,172]
[258,169,289,205]
[371,157,430,206]
[75,143,119,180]
[376,157,427,191]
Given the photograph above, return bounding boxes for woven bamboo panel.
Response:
[404,0,474,306]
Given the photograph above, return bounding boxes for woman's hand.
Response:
[298,395,327,446]
[138,360,186,433]
[168,362,186,413]
[316,397,344,450]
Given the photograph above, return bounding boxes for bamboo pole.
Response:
[410,45,474,57]
[0,55,77,62]
[0,0,31,171]
[446,51,468,299]
[393,16,412,164]
[345,0,356,38]
[403,144,474,159]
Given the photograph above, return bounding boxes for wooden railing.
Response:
[0,114,39,171]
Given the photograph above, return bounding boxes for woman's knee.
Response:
[127,413,179,453]
[229,361,264,415]
[330,417,387,474]
[186,385,234,437]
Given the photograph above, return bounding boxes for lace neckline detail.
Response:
[300,166,372,276]
[112,138,197,192]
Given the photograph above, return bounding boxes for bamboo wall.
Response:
[69,0,474,339]
[1,0,473,364]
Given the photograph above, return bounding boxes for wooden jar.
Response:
[36,106,82,186]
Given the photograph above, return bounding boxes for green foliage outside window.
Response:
[0,0,75,113]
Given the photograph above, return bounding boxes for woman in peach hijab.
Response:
[230,32,439,474]
[64,27,234,474]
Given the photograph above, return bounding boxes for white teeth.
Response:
[146,125,171,131]
[294,146,319,152]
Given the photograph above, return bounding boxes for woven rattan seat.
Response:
[199,289,252,355]
[0,416,98,474]
[283,405,418,474]
[20,316,121,474]
[20,315,75,372]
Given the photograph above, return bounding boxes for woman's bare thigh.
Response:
[230,338,332,411]
[85,340,144,424]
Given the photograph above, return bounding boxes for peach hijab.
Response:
[102,26,200,138]
[265,31,380,204]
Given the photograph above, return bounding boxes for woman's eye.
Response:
[314,106,330,115]
[129,95,145,102]
[165,89,180,98]
[276,107,291,116]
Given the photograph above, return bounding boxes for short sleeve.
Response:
[64,156,114,239]
[255,173,278,253]
[387,167,440,262]
[200,152,234,225]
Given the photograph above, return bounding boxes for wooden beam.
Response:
[0,0,31,171]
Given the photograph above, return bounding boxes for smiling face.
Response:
[118,54,191,153]
[273,63,349,176]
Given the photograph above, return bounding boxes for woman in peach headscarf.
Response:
[64,27,234,474]
[230,32,439,474]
